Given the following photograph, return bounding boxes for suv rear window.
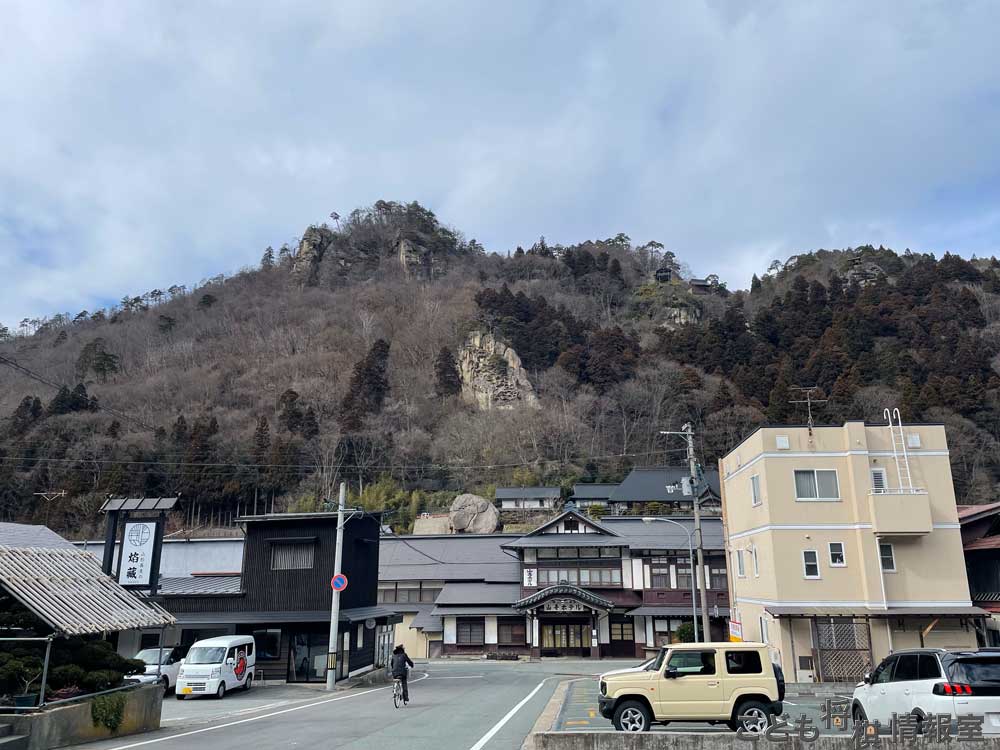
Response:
[726,650,763,675]
[947,656,1000,683]
[918,654,940,680]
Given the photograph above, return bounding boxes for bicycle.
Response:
[392,677,404,708]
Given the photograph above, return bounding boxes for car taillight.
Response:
[933,683,973,695]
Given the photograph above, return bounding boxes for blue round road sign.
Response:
[331,574,348,591]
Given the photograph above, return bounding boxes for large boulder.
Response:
[458,331,539,411]
[449,493,500,534]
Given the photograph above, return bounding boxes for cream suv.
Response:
[598,642,784,733]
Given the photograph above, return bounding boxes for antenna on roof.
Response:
[789,386,827,435]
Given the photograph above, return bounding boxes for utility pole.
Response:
[326,482,347,691]
[34,490,66,527]
[661,425,711,641]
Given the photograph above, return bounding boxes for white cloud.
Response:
[1,0,999,324]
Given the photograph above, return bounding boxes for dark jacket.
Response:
[390,650,413,678]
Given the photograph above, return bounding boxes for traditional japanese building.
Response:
[380,507,728,658]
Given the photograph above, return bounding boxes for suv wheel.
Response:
[853,704,867,724]
[729,700,772,734]
[613,700,652,732]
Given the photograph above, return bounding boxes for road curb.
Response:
[522,679,572,750]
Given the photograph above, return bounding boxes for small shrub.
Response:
[91,693,127,732]
[49,664,86,690]
[82,670,123,693]
[47,685,84,702]
[674,622,695,643]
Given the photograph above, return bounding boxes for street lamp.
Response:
[642,516,700,642]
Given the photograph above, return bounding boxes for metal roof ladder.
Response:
[884,407,913,492]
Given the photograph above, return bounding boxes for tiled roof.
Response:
[0,523,75,550]
[965,536,1000,551]
[514,584,615,611]
[379,535,521,583]
[957,501,1000,522]
[609,467,721,503]
[600,517,726,551]
[571,484,619,499]
[435,582,521,605]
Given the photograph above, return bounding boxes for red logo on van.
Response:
[233,650,247,681]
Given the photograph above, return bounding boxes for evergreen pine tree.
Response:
[171,415,188,446]
[261,247,276,269]
[434,347,462,397]
[301,406,319,440]
[340,339,391,430]
[252,417,271,465]
[750,274,762,294]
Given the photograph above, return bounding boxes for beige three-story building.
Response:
[720,420,986,683]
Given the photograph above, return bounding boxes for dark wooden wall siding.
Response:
[348,623,376,672]
[241,515,381,612]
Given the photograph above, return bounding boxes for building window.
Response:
[456,618,485,645]
[537,548,558,559]
[498,619,526,645]
[736,549,746,578]
[829,542,846,567]
[377,583,396,603]
[759,616,769,644]
[579,547,600,559]
[610,622,634,641]
[879,543,896,572]
[271,542,315,570]
[750,475,762,506]
[649,557,670,589]
[802,549,820,579]
[557,548,578,559]
[710,565,727,590]
[751,545,760,577]
[357,624,364,647]
[794,469,840,501]
[676,559,692,590]
[253,629,281,659]
[563,519,579,532]
[870,468,887,493]
[600,547,621,558]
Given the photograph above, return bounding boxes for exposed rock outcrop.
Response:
[291,226,333,286]
[449,493,500,534]
[660,306,702,330]
[458,331,539,410]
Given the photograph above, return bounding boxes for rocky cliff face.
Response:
[660,306,702,329]
[458,331,539,410]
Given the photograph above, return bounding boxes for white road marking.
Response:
[468,679,550,750]
[783,700,797,706]
[102,674,429,750]
[425,675,484,679]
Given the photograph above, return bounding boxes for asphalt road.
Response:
[71,659,640,750]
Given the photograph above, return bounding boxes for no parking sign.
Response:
[331,573,348,592]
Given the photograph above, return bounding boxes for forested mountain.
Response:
[2,200,999,536]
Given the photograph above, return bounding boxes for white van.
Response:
[176,636,255,699]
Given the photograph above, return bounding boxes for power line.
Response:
[0,354,157,432]
[0,447,688,473]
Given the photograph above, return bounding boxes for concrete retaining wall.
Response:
[531,733,1000,750]
[6,685,162,750]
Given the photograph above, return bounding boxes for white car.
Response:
[132,646,185,692]
[852,648,1000,734]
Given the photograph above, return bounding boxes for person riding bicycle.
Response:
[390,645,414,704]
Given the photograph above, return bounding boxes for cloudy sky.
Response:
[2,1,1000,325]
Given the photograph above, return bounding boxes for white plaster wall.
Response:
[485,616,498,644]
[598,613,610,644]
[76,538,245,577]
[622,559,633,589]
[633,616,645,643]
[631,559,644,590]
[444,617,457,644]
